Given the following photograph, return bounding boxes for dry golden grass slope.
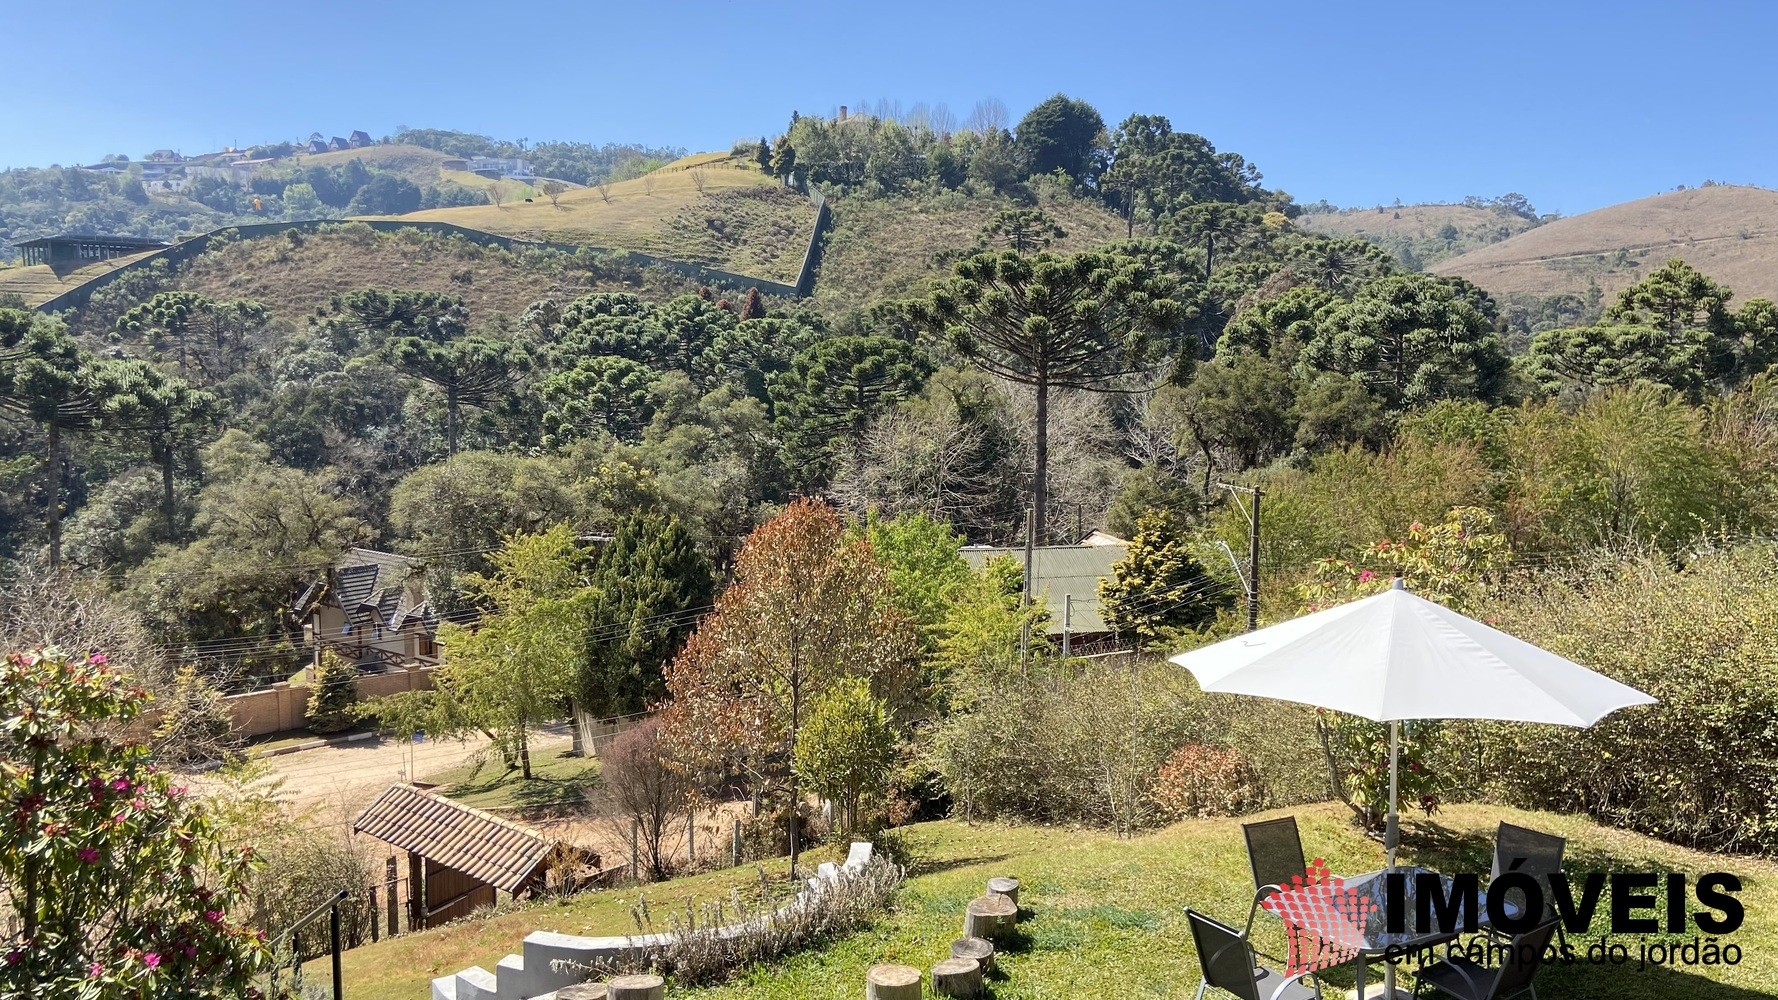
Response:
[0,252,159,308]
[71,225,700,331]
[275,143,454,187]
[814,191,1132,315]
[387,156,814,283]
[1433,185,1778,303]
[1301,202,1535,242]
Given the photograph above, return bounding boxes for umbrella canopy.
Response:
[1171,580,1655,725]
[1172,579,1655,999]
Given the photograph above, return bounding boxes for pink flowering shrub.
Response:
[0,648,268,997]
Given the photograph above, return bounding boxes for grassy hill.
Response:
[813,191,1131,316]
[61,224,712,335]
[0,252,160,308]
[1433,185,1778,304]
[388,155,815,284]
[1300,202,1542,267]
[282,143,456,186]
[331,802,1778,999]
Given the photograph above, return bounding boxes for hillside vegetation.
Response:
[284,143,456,187]
[813,188,1130,315]
[64,224,710,333]
[393,157,815,283]
[1434,184,1778,304]
[1300,200,1542,267]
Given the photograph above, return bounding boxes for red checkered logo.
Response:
[1261,858,1377,976]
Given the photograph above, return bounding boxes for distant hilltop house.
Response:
[291,547,440,671]
[12,233,172,267]
[145,148,183,163]
[444,156,536,181]
[960,533,1129,644]
[308,130,375,153]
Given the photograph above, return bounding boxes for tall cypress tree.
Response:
[576,513,715,720]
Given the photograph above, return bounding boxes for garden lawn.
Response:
[328,845,847,999]
[335,802,1778,999]
[420,744,601,813]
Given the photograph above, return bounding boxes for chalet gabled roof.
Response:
[353,784,556,893]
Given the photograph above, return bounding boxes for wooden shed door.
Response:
[424,858,496,926]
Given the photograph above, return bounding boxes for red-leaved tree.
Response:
[658,499,918,871]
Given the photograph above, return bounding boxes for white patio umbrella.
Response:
[1170,578,1655,996]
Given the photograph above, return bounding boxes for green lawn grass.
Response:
[335,802,1777,999]
[420,745,602,813]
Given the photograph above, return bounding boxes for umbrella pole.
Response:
[1384,719,1401,999]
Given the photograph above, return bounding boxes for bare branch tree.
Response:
[486,183,505,209]
[689,168,708,195]
[595,179,613,203]
[964,97,1010,134]
[540,179,568,208]
[642,172,655,196]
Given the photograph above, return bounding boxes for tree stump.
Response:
[558,985,609,1000]
[866,963,922,1000]
[986,876,1021,907]
[963,893,1018,941]
[607,973,664,1000]
[951,935,996,974]
[932,957,984,997]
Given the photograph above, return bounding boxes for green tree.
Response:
[933,557,1049,703]
[1301,273,1507,407]
[1099,510,1226,648]
[379,332,529,454]
[1014,93,1105,184]
[575,513,714,720]
[657,294,738,378]
[0,648,269,997]
[928,250,1183,541]
[793,677,896,833]
[538,356,660,445]
[149,663,238,766]
[855,511,971,654]
[0,316,125,567]
[387,451,581,609]
[104,362,222,537]
[305,649,359,734]
[310,288,469,353]
[772,335,926,485]
[372,526,595,779]
[1173,352,1297,487]
[697,317,817,417]
[979,207,1066,254]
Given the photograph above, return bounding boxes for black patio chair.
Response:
[1188,909,1323,1000]
[1414,918,1559,1000]
[1241,816,1307,938]
[1486,823,1567,947]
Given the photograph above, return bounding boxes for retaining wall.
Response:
[220,662,437,739]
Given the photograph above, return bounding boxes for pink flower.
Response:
[78,848,98,863]
[88,962,103,977]
[1357,569,1377,583]
[141,953,160,970]
[88,653,108,665]
[205,910,223,923]
[168,786,187,798]
[183,944,196,959]
[4,951,20,965]
[112,779,130,793]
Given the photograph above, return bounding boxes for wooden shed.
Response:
[353,783,562,928]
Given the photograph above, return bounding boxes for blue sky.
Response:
[2,0,1773,215]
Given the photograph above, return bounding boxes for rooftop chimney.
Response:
[838,105,848,122]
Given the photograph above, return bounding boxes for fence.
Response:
[33,174,835,314]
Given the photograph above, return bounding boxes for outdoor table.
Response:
[1264,865,1462,1000]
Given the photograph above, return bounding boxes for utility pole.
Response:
[1061,595,1073,659]
[1217,483,1262,632]
[1019,505,1036,667]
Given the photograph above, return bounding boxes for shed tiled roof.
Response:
[353,784,557,893]
[961,543,1128,634]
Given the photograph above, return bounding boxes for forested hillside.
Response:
[4,93,1776,720]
